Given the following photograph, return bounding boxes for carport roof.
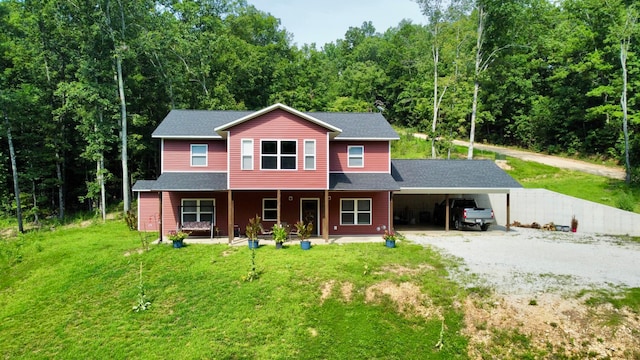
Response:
[391,159,522,194]
[133,172,227,192]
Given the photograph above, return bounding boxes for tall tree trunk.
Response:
[431,32,439,159]
[4,112,23,233]
[31,179,39,224]
[468,6,485,160]
[117,53,130,213]
[55,151,64,220]
[621,39,631,184]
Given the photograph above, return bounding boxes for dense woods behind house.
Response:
[0,0,638,224]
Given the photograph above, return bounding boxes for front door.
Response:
[301,199,319,236]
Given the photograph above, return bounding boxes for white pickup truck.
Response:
[433,198,495,231]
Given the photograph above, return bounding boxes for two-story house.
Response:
[134,103,521,242]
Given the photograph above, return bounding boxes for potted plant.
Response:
[571,216,578,233]
[272,223,288,249]
[168,230,190,248]
[383,229,397,248]
[245,214,263,249]
[295,221,313,250]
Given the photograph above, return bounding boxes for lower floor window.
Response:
[181,199,215,223]
[263,198,278,221]
[340,198,371,225]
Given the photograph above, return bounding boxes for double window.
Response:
[261,140,297,170]
[340,199,371,225]
[347,145,364,168]
[191,144,208,167]
[181,199,215,224]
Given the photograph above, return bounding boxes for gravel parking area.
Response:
[407,227,640,295]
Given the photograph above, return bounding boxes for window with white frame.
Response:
[191,144,208,167]
[181,199,215,224]
[347,145,364,168]
[340,198,371,225]
[304,140,316,170]
[241,139,253,170]
[261,140,297,170]
[262,198,278,221]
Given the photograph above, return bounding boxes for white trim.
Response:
[241,138,254,170]
[262,198,278,221]
[300,198,320,235]
[303,139,316,170]
[160,139,165,174]
[190,144,208,167]
[347,145,364,168]
[329,170,389,174]
[396,187,513,194]
[333,137,400,141]
[214,103,342,133]
[153,135,224,140]
[326,133,330,189]
[180,198,216,225]
[260,139,298,171]
[339,198,372,225]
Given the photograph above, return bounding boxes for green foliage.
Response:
[132,262,151,312]
[271,223,288,243]
[241,248,260,282]
[124,210,137,231]
[245,214,263,240]
[616,191,637,211]
[294,220,313,241]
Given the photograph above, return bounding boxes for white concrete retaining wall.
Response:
[488,189,640,236]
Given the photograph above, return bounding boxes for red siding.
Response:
[163,140,227,172]
[329,141,390,172]
[228,109,329,189]
[138,192,160,232]
[161,191,229,239]
[328,191,391,236]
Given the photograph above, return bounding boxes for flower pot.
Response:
[247,239,259,249]
[275,242,283,249]
[300,240,311,250]
[172,239,183,248]
[385,239,396,248]
[571,228,577,233]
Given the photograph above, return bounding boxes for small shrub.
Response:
[132,262,151,312]
[616,192,636,212]
[241,248,260,282]
[125,210,137,231]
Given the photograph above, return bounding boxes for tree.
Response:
[618,5,638,184]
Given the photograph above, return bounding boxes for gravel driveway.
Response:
[407,228,640,295]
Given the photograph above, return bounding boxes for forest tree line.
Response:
[0,0,638,225]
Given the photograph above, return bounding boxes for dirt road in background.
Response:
[452,139,626,180]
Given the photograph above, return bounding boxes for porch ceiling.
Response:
[137,172,227,191]
[329,173,400,191]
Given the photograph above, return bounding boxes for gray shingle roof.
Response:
[330,173,400,191]
[133,173,227,191]
[152,106,398,140]
[391,159,522,190]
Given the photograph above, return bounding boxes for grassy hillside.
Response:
[0,221,468,359]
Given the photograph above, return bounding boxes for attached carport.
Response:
[391,159,523,231]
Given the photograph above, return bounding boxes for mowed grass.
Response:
[505,157,640,213]
[0,221,468,359]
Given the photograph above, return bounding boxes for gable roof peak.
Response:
[214,103,342,133]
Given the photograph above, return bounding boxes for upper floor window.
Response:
[340,198,371,225]
[261,140,297,170]
[191,144,207,167]
[347,145,364,168]
[241,139,253,170]
[304,140,316,170]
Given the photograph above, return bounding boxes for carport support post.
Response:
[506,193,511,232]
[228,190,234,244]
[445,194,450,231]
[323,190,329,242]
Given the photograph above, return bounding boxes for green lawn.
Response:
[0,221,468,359]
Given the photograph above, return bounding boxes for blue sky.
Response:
[248,0,426,47]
